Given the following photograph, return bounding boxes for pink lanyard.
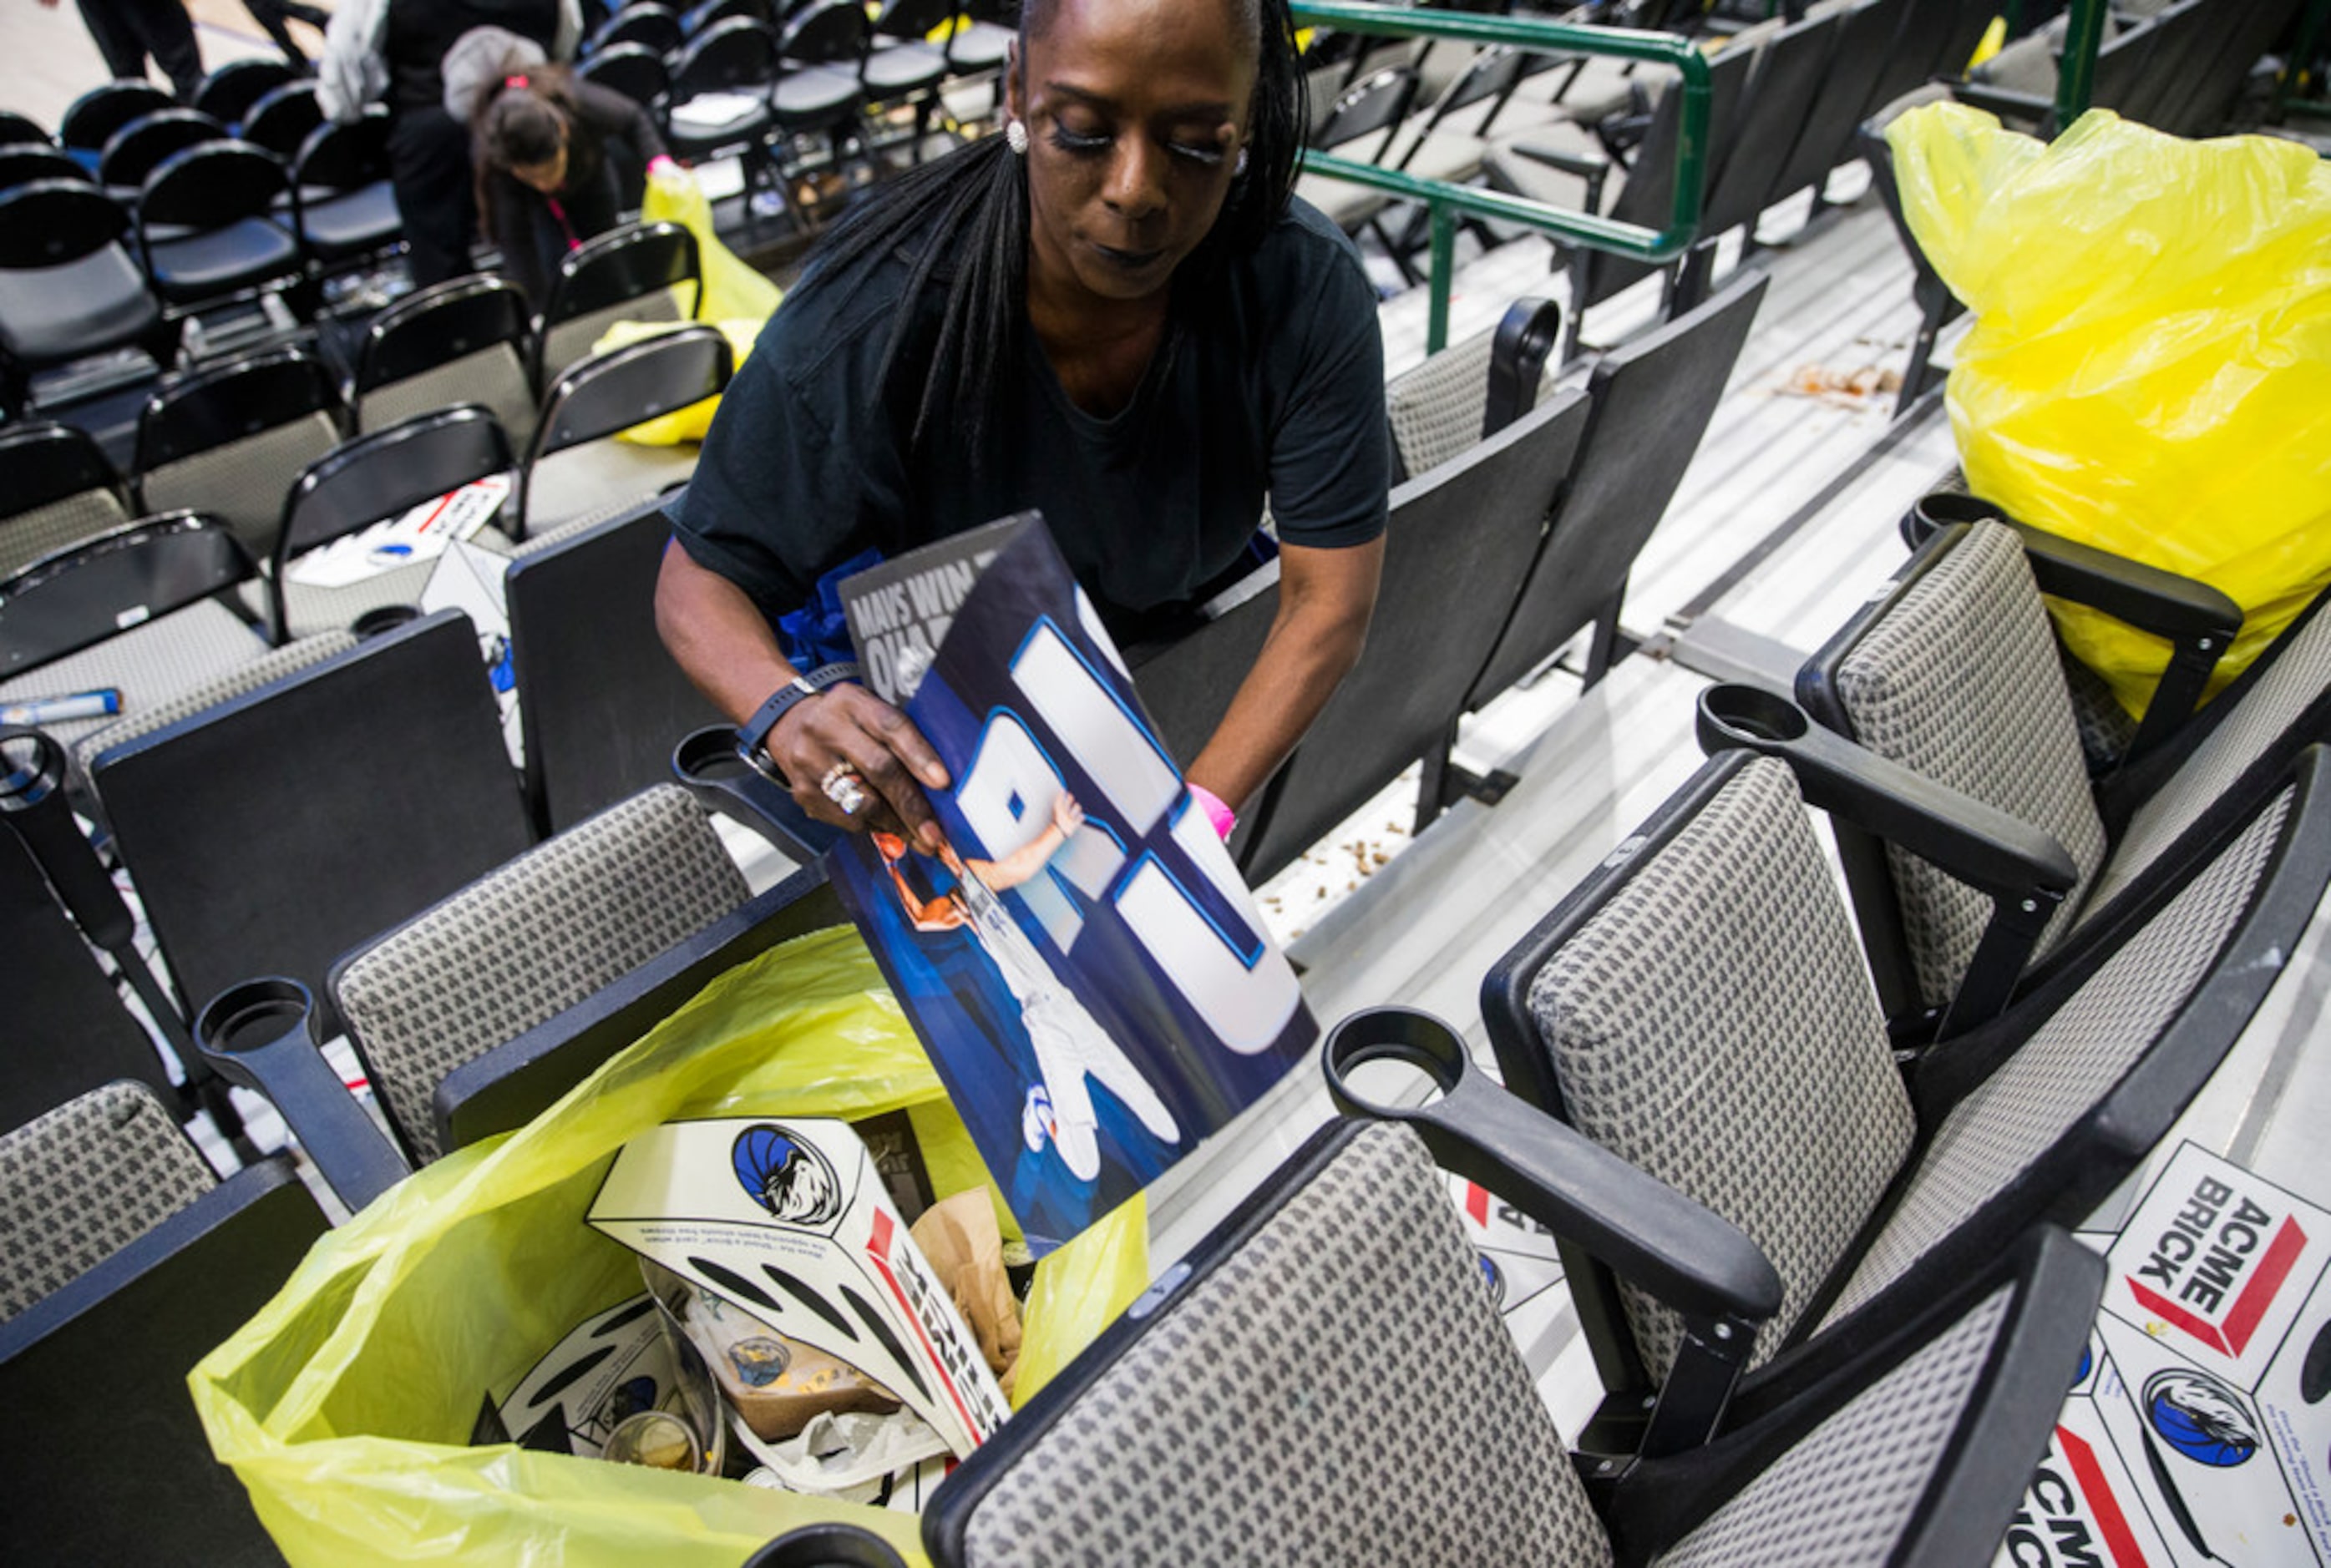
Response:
[545,196,581,253]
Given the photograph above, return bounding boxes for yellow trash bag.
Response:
[190,927,1149,1568]
[646,162,784,325]
[1888,104,2331,716]
[594,316,763,446]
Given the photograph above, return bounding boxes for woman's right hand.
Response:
[766,683,951,850]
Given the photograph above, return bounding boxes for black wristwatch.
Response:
[736,661,860,781]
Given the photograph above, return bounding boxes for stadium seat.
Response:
[0,180,178,416]
[135,343,343,558]
[236,79,323,160]
[191,57,300,131]
[1382,295,1560,483]
[581,0,682,58]
[532,219,701,392]
[0,420,132,579]
[134,140,307,318]
[352,272,538,445]
[512,321,727,541]
[95,106,225,196]
[288,108,403,271]
[56,80,175,173]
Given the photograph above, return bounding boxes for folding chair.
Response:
[134,140,308,321]
[1480,740,2330,1452]
[1382,296,1562,484]
[56,81,176,172]
[86,609,537,1037]
[192,57,300,130]
[581,1,682,58]
[0,1080,327,1563]
[575,41,672,123]
[679,0,772,35]
[0,517,270,751]
[0,144,87,195]
[0,180,178,417]
[1290,66,1422,242]
[912,1088,2100,1565]
[504,499,722,832]
[1419,274,1765,824]
[1233,388,1592,883]
[1757,0,1908,218]
[200,785,836,1211]
[0,420,132,579]
[95,106,225,196]
[237,80,324,160]
[661,19,783,214]
[287,108,403,273]
[512,321,728,542]
[769,0,875,211]
[0,110,51,150]
[532,220,702,392]
[265,404,516,643]
[1690,8,1841,256]
[352,273,538,445]
[134,343,344,558]
[1792,507,2331,1035]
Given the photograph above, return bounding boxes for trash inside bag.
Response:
[190,927,1148,1567]
[1887,104,2331,716]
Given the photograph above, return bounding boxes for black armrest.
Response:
[1484,296,1563,443]
[1324,1004,1780,1457]
[671,724,840,862]
[746,1523,907,1568]
[197,977,412,1214]
[1910,496,2242,764]
[1506,138,1611,210]
[1696,685,2078,1036]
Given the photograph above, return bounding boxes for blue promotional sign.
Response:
[829,515,1315,1254]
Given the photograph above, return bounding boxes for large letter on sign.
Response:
[1115,802,1302,1055]
[1010,623,1179,837]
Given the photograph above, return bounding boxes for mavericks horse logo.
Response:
[731,1124,844,1227]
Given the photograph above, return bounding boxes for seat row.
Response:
[17,459,2328,1559]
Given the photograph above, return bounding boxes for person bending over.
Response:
[470,63,677,306]
[656,0,1387,853]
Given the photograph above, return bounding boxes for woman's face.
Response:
[1009,0,1256,307]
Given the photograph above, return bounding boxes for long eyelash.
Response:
[1047,125,1109,156]
[1169,142,1225,167]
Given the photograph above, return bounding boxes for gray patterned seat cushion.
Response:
[959,1121,1609,1568]
[1387,326,1502,480]
[1655,1284,2011,1565]
[1528,756,1912,1378]
[1834,521,2110,1011]
[0,601,271,752]
[540,289,684,391]
[1,488,130,579]
[138,411,343,557]
[0,1080,216,1323]
[334,784,750,1161]
[72,630,357,775]
[1821,784,2293,1326]
[2090,603,2331,912]
[522,439,697,542]
[357,345,539,453]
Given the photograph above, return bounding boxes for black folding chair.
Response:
[0,144,87,195]
[531,220,702,392]
[352,272,537,445]
[238,79,324,160]
[504,498,722,831]
[575,40,671,120]
[0,180,178,417]
[0,1080,327,1564]
[0,513,255,684]
[512,321,729,541]
[0,109,50,149]
[134,140,308,320]
[265,404,515,643]
[95,106,225,196]
[134,343,344,559]
[193,57,300,130]
[0,420,132,579]
[289,109,403,272]
[57,81,176,170]
[581,0,682,57]
[1758,0,1908,218]
[662,18,782,210]
[1234,388,1593,883]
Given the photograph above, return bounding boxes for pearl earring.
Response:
[1005,119,1029,154]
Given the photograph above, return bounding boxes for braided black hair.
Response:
[808,0,1309,467]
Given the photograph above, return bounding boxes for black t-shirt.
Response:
[669,194,1388,640]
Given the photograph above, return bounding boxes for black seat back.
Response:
[1237,389,1593,883]
[1761,0,1908,214]
[135,343,342,556]
[0,180,129,271]
[353,272,537,442]
[585,1,682,56]
[1700,10,1842,241]
[270,404,514,640]
[506,500,723,832]
[1312,65,1419,159]
[669,16,780,98]
[0,515,252,680]
[782,0,871,67]
[137,139,288,230]
[0,144,87,194]
[58,81,175,156]
[576,41,672,111]
[193,57,299,129]
[2150,0,2301,135]
[1581,39,1759,313]
[97,108,226,191]
[0,109,48,149]
[1464,272,1766,711]
[682,0,772,34]
[88,609,537,1027]
[239,80,325,159]
[529,322,732,467]
[292,108,392,194]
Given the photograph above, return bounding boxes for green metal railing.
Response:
[2052,0,2111,125]
[1290,2,1711,352]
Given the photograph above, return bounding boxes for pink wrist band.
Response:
[1188,782,1237,840]
[649,155,681,175]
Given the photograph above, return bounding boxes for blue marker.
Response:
[0,688,121,726]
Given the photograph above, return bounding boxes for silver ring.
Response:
[821,766,869,817]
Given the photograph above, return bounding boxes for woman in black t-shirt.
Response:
[657,0,1388,851]
[471,64,676,306]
